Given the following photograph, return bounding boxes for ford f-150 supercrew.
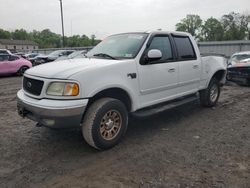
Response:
[17,31,227,150]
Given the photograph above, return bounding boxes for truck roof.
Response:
[110,31,192,38]
[145,30,190,36]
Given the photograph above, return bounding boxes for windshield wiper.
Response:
[93,53,116,60]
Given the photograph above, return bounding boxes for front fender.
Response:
[70,60,140,111]
[88,83,137,110]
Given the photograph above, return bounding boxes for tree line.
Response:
[0,11,249,48]
[0,28,101,48]
[176,12,250,41]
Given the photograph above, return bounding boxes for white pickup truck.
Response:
[17,31,227,150]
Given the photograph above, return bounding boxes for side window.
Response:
[58,52,64,56]
[62,51,70,56]
[0,50,8,55]
[0,55,9,61]
[9,55,19,61]
[173,36,196,60]
[66,51,73,55]
[147,36,173,62]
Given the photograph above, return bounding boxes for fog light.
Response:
[42,119,55,126]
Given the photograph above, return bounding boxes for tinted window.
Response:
[173,36,196,60]
[147,36,173,62]
[0,55,9,61]
[0,50,8,55]
[66,51,74,55]
[9,55,19,61]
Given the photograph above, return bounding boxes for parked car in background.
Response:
[13,52,26,58]
[24,53,42,65]
[33,50,75,65]
[24,53,41,60]
[227,51,250,86]
[0,54,32,76]
[0,49,12,55]
[55,50,87,61]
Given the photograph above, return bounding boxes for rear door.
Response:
[172,35,200,95]
[137,34,179,108]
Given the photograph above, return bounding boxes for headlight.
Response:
[47,82,79,96]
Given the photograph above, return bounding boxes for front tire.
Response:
[17,66,29,76]
[82,98,128,150]
[200,77,220,107]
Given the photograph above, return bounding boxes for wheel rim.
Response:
[210,84,218,102]
[100,110,122,141]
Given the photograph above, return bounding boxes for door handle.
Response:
[168,68,175,73]
[193,65,199,69]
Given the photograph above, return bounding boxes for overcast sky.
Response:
[0,0,249,39]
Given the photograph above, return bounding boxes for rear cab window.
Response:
[173,35,197,61]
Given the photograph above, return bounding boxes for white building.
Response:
[0,39,38,52]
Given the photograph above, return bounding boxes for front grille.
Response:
[228,67,250,77]
[23,76,44,96]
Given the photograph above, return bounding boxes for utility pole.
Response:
[59,0,65,47]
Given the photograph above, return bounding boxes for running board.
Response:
[132,94,198,118]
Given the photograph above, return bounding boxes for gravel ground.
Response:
[0,76,249,188]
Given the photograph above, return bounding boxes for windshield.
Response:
[229,54,250,64]
[87,33,148,59]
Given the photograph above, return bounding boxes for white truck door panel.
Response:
[138,63,179,107]
[137,35,179,108]
[178,60,200,93]
[172,36,200,95]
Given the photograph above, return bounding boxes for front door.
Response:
[137,35,179,108]
[0,55,11,74]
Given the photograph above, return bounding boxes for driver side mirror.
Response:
[141,49,162,65]
[147,49,162,60]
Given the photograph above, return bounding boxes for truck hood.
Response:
[25,58,122,79]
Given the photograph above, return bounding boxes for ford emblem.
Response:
[27,81,32,88]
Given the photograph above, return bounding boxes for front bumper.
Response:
[17,90,88,128]
[227,68,250,85]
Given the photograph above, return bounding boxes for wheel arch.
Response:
[207,69,227,87]
[86,87,133,113]
[17,65,30,75]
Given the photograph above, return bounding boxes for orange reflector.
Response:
[64,83,79,96]
[71,84,79,96]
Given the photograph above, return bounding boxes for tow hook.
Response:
[18,107,28,118]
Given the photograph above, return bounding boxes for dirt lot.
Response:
[0,76,249,188]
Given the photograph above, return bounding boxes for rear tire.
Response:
[82,98,128,150]
[200,77,220,107]
[17,66,29,76]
